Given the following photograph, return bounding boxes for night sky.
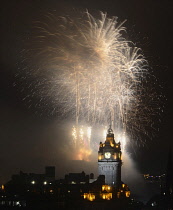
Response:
[1,0,173,196]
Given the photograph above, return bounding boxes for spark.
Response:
[87,126,92,146]
[72,126,77,147]
[103,128,107,140]
[117,132,127,152]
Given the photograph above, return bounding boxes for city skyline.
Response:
[0,0,173,197]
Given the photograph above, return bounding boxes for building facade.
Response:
[98,127,122,188]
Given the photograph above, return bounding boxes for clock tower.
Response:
[98,127,122,189]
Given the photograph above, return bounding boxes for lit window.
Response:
[102,185,111,192]
[125,191,130,197]
[101,193,112,200]
[117,192,120,198]
[98,155,102,160]
[151,201,157,207]
[83,193,95,201]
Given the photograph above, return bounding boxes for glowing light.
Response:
[110,142,114,147]
[83,193,95,201]
[72,125,92,161]
[76,146,92,161]
[98,155,102,160]
[101,193,112,200]
[31,181,35,184]
[125,191,130,197]
[16,201,20,206]
[102,185,112,192]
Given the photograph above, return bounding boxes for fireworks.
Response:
[20,10,161,160]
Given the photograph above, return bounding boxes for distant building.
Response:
[5,166,55,194]
[145,149,173,209]
[65,171,89,184]
[45,166,55,182]
[98,126,122,188]
[165,148,173,195]
[2,127,134,209]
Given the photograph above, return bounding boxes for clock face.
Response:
[105,152,111,159]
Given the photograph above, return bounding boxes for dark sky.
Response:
[0,0,173,191]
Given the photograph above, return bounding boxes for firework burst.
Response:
[19,10,161,160]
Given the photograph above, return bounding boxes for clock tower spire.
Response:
[98,126,122,189]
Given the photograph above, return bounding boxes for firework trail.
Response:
[20,11,161,160]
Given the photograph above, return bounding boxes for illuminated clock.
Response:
[104,152,111,159]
